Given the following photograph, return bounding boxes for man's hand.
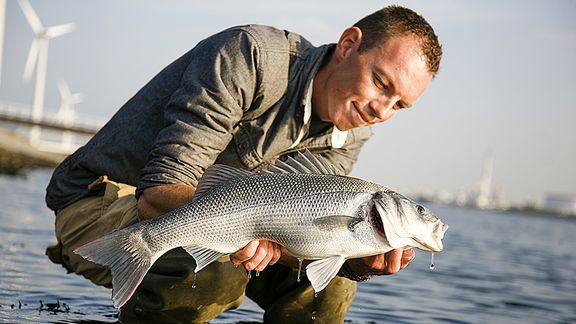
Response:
[230,240,282,272]
[343,248,415,278]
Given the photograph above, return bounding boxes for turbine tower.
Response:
[0,0,6,87]
[18,0,74,142]
[57,79,82,151]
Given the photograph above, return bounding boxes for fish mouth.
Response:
[368,203,386,240]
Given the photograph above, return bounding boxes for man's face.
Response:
[315,29,433,131]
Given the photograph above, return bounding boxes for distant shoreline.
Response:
[0,147,60,175]
[0,129,64,175]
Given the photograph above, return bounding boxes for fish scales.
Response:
[74,151,448,308]
[146,173,379,258]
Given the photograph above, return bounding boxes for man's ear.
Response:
[335,27,363,61]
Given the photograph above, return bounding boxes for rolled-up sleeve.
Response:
[137,29,260,194]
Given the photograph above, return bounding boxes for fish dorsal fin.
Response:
[306,255,347,292]
[265,150,339,175]
[313,215,363,232]
[194,164,253,199]
[182,245,228,273]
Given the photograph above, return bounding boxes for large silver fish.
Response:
[74,151,448,308]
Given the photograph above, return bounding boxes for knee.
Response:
[125,251,248,322]
[263,276,357,323]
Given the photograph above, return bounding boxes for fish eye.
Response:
[416,205,426,215]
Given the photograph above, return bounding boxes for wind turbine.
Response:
[57,79,82,151]
[18,0,74,142]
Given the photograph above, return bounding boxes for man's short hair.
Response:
[354,5,442,77]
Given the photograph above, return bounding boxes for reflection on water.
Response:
[1,169,575,323]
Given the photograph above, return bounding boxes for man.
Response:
[45,5,441,323]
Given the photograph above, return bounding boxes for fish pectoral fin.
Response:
[313,215,363,232]
[306,255,346,292]
[182,245,229,273]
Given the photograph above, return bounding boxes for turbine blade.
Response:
[71,93,84,104]
[58,79,71,98]
[45,23,74,39]
[58,80,83,105]
[17,0,43,34]
[23,38,39,80]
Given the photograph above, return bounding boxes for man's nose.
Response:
[370,96,399,120]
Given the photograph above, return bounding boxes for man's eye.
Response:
[373,74,385,90]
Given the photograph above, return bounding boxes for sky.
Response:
[1,0,575,204]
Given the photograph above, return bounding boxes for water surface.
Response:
[1,170,575,323]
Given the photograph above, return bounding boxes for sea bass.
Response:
[75,151,448,308]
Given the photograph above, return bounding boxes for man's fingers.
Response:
[230,240,283,271]
[269,242,282,266]
[383,248,403,274]
[245,241,270,271]
[400,248,415,269]
[254,242,275,271]
[230,240,259,265]
[344,248,416,279]
[256,241,282,270]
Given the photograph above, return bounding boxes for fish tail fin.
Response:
[73,227,155,308]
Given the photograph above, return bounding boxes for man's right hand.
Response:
[230,240,282,272]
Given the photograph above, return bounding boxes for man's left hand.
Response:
[343,248,415,279]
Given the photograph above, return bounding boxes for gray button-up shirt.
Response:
[46,25,373,212]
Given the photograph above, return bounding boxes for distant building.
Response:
[542,193,576,215]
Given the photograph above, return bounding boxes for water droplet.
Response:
[297,258,303,282]
[429,252,435,270]
[314,292,318,298]
[255,271,260,277]
[247,270,252,279]
[191,272,197,289]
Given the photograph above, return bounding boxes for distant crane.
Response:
[18,0,74,142]
[476,153,495,209]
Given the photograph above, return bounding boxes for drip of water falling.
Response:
[247,270,252,279]
[255,271,260,277]
[429,252,435,270]
[311,288,319,320]
[297,258,303,282]
[191,272,197,289]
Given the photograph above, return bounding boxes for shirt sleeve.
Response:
[137,29,260,195]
